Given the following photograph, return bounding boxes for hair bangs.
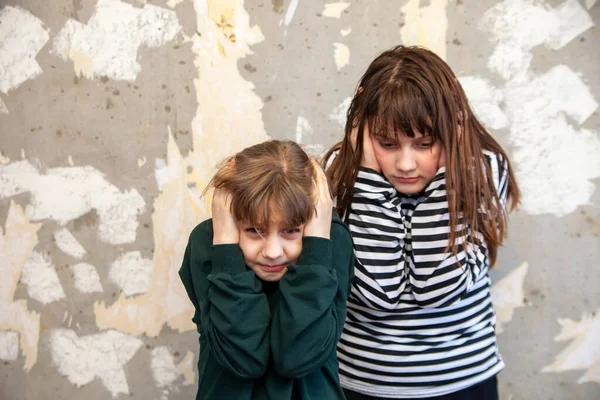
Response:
[362,80,436,142]
[231,173,313,230]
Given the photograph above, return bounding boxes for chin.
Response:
[260,274,285,282]
[254,267,288,282]
[394,184,425,194]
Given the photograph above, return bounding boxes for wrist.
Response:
[212,226,239,244]
[303,225,331,239]
[213,233,239,244]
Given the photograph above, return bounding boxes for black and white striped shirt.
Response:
[337,150,508,398]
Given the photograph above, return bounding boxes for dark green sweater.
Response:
[179,213,354,400]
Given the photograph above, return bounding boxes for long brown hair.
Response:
[206,140,315,229]
[324,45,520,266]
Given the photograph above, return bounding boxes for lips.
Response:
[395,177,419,184]
[260,264,286,272]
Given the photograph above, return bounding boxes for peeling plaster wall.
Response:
[0,1,598,399]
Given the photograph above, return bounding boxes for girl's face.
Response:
[238,217,304,282]
[371,130,444,194]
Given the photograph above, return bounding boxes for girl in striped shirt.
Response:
[324,45,520,400]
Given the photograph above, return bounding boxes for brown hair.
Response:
[323,45,520,266]
[206,140,315,229]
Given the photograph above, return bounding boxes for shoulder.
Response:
[329,211,353,251]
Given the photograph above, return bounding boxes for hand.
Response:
[212,187,239,244]
[438,147,446,170]
[212,188,239,244]
[303,159,333,239]
[350,125,381,172]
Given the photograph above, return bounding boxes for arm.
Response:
[347,167,410,310]
[178,188,271,379]
[409,153,509,308]
[343,129,411,310]
[270,219,354,378]
[270,160,354,378]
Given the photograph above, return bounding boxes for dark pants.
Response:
[343,375,498,400]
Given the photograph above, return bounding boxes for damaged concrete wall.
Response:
[0,0,598,399]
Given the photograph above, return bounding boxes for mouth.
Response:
[394,177,419,184]
[260,264,286,272]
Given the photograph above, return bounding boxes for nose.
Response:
[395,148,416,172]
[262,235,283,260]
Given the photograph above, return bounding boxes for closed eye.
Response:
[415,140,433,149]
[377,140,398,149]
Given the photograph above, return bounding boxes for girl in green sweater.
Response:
[179,140,354,400]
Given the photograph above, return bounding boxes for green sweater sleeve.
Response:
[269,213,355,378]
[178,220,271,379]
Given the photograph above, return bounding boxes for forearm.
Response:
[271,227,353,378]
[200,244,271,378]
[409,174,479,308]
[348,168,409,308]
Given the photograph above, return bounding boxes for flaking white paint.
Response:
[0,160,145,244]
[0,6,49,93]
[152,346,179,387]
[0,201,41,370]
[0,331,19,361]
[340,27,351,37]
[71,263,103,293]
[167,0,186,8]
[547,0,594,50]
[189,0,268,168]
[490,262,529,334]
[400,0,448,60]
[459,76,508,130]
[542,309,600,384]
[322,2,350,18]
[333,42,350,71]
[109,251,153,296]
[49,329,143,397]
[21,251,65,304]
[480,0,593,80]
[502,66,600,216]
[329,97,352,127]
[295,116,313,144]
[295,116,323,157]
[154,157,169,192]
[54,228,87,259]
[95,132,196,336]
[475,0,598,216]
[176,351,196,385]
[52,0,181,81]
